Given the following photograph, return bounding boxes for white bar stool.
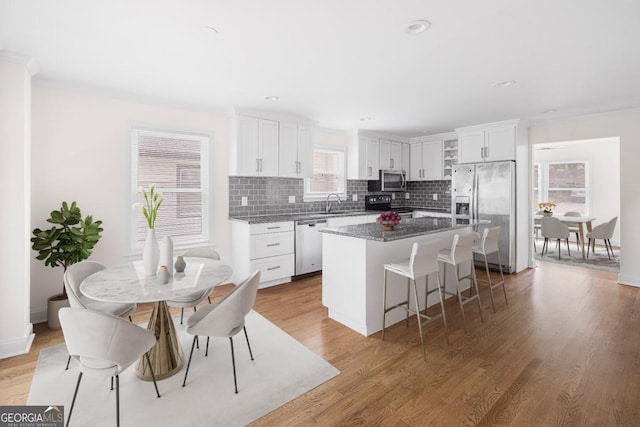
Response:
[472,226,508,313]
[437,232,484,334]
[381,239,448,360]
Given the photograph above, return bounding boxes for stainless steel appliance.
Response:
[367,169,406,192]
[295,218,328,275]
[451,161,516,273]
[365,194,413,218]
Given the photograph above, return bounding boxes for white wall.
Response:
[533,137,620,244]
[529,109,640,287]
[0,56,34,358]
[30,84,231,321]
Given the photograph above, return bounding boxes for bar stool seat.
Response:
[437,232,484,334]
[472,226,508,313]
[381,239,448,360]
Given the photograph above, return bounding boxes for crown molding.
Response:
[0,50,39,76]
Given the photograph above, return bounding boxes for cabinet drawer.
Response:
[250,221,294,235]
[250,232,294,259]
[251,254,295,282]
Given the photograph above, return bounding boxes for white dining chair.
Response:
[564,211,582,250]
[540,217,570,260]
[586,216,618,260]
[182,270,261,394]
[167,248,220,325]
[381,239,448,360]
[533,210,545,252]
[59,307,161,427]
[63,261,137,370]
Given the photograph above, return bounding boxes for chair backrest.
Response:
[449,232,475,265]
[188,271,261,338]
[541,217,569,239]
[589,216,618,239]
[59,307,155,375]
[183,248,220,260]
[564,211,581,217]
[477,226,501,254]
[606,216,618,238]
[64,261,106,309]
[408,239,441,279]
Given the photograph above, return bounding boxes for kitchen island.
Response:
[320,217,486,336]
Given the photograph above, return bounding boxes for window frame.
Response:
[303,145,347,202]
[129,127,211,254]
[537,160,591,215]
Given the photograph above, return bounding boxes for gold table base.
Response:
[136,301,184,381]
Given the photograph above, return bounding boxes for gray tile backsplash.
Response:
[228,177,451,217]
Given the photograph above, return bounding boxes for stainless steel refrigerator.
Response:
[451,161,516,273]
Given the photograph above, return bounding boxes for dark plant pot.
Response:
[542,212,553,217]
[47,293,70,330]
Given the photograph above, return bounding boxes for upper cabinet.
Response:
[456,120,523,164]
[410,140,442,181]
[231,116,279,176]
[379,139,404,171]
[347,133,380,180]
[442,138,458,180]
[230,110,317,178]
[279,122,314,178]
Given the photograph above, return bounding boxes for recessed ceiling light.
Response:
[406,20,431,35]
[204,26,219,35]
[265,96,279,102]
[360,116,371,122]
[494,80,516,87]
[543,109,557,114]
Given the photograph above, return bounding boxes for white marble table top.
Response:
[80,257,233,304]
[534,214,596,223]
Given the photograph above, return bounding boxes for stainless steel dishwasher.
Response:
[295,218,328,275]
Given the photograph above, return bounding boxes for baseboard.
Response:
[31,307,47,324]
[0,328,35,360]
[618,274,640,288]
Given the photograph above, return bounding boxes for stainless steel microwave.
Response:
[367,169,406,192]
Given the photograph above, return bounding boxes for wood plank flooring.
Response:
[2,261,639,426]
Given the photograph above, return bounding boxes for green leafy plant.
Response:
[31,201,104,298]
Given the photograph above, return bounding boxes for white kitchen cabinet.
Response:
[457,121,517,164]
[347,134,380,180]
[230,116,279,176]
[402,143,410,175]
[379,139,403,171]
[409,140,443,181]
[442,138,458,180]
[279,122,314,178]
[230,220,295,288]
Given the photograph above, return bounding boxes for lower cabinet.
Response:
[230,221,295,288]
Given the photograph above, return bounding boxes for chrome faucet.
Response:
[326,193,342,213]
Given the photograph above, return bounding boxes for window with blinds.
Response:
[305,147,346,200]
[131,128,210,250]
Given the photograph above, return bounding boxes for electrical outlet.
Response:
[241,196,248,206]
[432,193,438,201]
[405,192,410,200]
[352,194,358,201]
[391,193,396,200]
[288,195,296,203]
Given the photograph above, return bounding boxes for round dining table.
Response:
[80,257,233,381]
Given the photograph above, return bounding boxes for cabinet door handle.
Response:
[266,226,281,230]
[267,265,281,271]
[390,158,394,169]
[266,243,280,247]
[367,166,372,177]
[259,158,263,172]
[484,146,489,158]
[256,159,260,172]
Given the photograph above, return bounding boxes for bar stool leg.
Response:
[496,251,508,305]
[381,269,388,340]
[405,278,410,328]
[483,254,497,313]
[411,278,426,360]
[435,274,450,345]
[453,264,468,334]
[472,266,484,322]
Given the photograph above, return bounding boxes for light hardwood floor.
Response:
[2,261,639,426]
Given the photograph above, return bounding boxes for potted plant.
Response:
[31,201,103,329]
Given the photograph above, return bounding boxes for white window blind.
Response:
[305,147,346,200]
[131,128,210,250]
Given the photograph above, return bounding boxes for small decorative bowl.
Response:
[380,220,400,231]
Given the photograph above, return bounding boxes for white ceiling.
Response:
[1,0,639,137]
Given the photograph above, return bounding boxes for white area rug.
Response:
[28,311,339,426]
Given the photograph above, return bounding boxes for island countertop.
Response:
[319,217,487,242]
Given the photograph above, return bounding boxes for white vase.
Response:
[143,228,160,276]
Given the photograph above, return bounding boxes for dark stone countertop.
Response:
[319,217,486,242]
[229,208,451,224]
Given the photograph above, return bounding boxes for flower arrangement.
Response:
[133,184,163,229]
[376,211,402,227]
[538,202,555,214]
